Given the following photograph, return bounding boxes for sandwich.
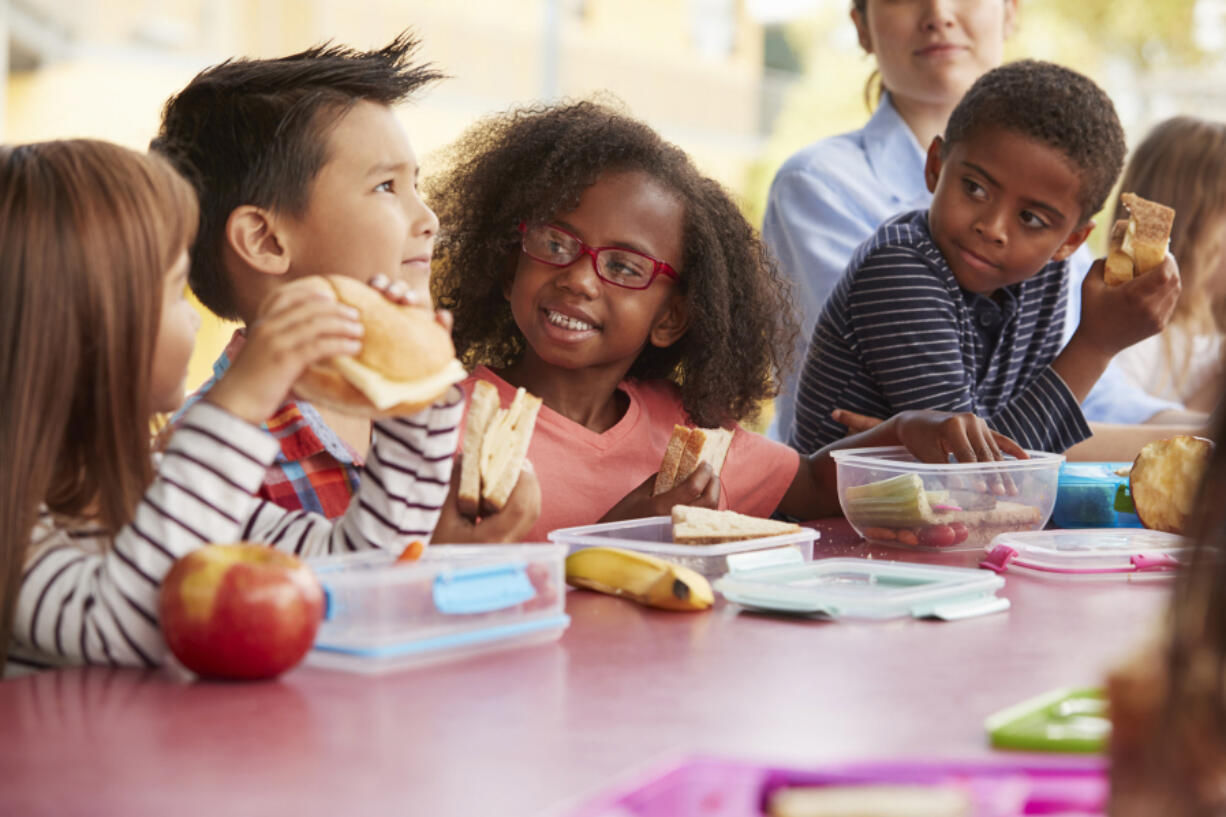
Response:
[457,381,542,515]
[671,505,802,545]
[653,425,734,496]
[1104,192,1175,286]
[291,275,467,417]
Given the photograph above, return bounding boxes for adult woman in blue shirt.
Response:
[764,0,1204,453]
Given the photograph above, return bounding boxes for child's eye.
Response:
[962,178,987,199]
[375,179,395,193]
[1020,210,1049,229]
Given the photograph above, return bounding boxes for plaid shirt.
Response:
[177,330,362,519]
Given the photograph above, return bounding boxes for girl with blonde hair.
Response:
[0,140,463,676]
[1114,116,1226,411]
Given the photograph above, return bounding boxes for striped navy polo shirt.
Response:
[789,209,1091,455]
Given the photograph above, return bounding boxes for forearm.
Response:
[250,388,465,558]
[1051,330,1114,404]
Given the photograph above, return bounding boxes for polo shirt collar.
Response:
[863,92,929,201]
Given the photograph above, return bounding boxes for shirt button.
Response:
[978,311,994,328]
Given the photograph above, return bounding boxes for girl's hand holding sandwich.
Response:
[598,462,720,524]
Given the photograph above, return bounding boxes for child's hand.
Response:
[598,462,720,524]
[1079,255,1181,356]
[895,410,1026,495]
[368,274,453,333]
[206,280,364,425]
[430,455,541,543]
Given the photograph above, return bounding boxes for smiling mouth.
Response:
[544,309,598,332]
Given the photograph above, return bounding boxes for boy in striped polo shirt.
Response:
[790,60,1181,455]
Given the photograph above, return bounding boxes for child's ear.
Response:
[1052,220,1095,262]
[850,6,873,54]
[226,206,290,276]
[649,292,689,348]
[924,137,944,194]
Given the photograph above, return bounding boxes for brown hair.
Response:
[0,140,197,673]
[1113,117,1226,394]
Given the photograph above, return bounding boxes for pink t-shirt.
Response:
[460,366,800,541]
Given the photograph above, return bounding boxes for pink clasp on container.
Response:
[1130,552,1182,572]
[979,545,1017,574]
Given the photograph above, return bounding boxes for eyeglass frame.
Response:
[517,222,680,290]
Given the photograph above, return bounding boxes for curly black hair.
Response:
[151,32,444,320]
[943,59,1126,221]
[427,100,797,428]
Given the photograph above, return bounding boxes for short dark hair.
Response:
[942,59,1126,222]
[427,100,797,428]
[151,32,444,319]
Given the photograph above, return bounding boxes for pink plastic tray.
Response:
[565,755,1107,817]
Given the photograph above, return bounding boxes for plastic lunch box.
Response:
[563,755,1108,817]
[980,528,1189,580]
[1051,462,1142,528]
[547,516,817,580]
[714,549,1008,621]
[306,544,570,674]
[831,446,1063,552]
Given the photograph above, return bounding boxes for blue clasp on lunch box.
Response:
[432,562,537,615]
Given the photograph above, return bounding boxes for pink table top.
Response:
[0,522,1170,816]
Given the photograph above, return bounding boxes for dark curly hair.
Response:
[427,100,797,428]
[943,59,1126,221]
[151,32,444,320]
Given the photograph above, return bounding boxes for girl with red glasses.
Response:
[429,101,1023,540]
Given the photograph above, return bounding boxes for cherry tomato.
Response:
[917,524,956,548]
[950,522,970,545]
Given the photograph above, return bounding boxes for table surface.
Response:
[0,521,1171,817]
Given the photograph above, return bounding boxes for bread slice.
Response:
[478,387,543,511]
[652,426,734,496]
[1105,193,1175,286]
[671,505,802,545]
[652,425,692,496]
[1105,219,1135,287]
[457,381,500,517]
[769,784,971,817]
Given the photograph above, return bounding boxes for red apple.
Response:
[158,543,324,680]
[1129,435,1214,535]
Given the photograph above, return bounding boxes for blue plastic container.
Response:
[1051,462,1143,528]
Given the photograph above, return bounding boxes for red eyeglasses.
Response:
[518,222,680,290]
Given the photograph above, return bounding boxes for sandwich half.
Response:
[653,425,734,496]
[291,275,467,417]
[671,505,802,545]
[1105,192,1175,286]
[458,382,543,515]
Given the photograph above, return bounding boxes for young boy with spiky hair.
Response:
[153,34,538,540]
[790,60,1181,456]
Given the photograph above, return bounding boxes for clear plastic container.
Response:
[831,446,1063,551]
[1051,462,1142,528]
[547,516,816,579]
[306,544,569,674]
[981,528,1188,579]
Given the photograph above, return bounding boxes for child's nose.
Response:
[555,252,602,297]
[973,208,1008,245]
[406,194,439,237]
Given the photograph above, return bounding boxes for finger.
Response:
[942,420,977,463]
[670,462,715,506]
[967,422,1008,495]
[259,302,365,343]
[831,408,884,433]
[369,273,391,292]
[258,297,361,333]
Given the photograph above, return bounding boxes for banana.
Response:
[564,547,714,611]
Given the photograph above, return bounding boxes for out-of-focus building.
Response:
[3,0,769,389]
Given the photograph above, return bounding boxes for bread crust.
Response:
[457,381,500,517]
[652,426,692,496]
